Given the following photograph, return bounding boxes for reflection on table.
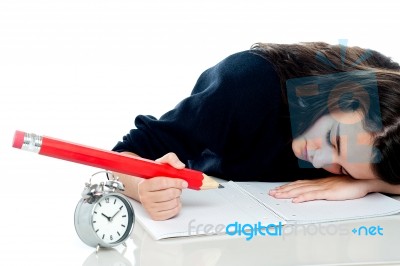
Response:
[84,215,400,266]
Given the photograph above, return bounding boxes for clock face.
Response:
[92,195,132,244]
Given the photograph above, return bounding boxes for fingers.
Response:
[146,187,183,203]
[268,177,360,203]
[145,198,183,221]
[143,176,188,191]
[270,184,320,200]
[269,179,330,203]
[156,152,186,169]
[138,152,187,221]
[269,180,312,197]
[292,190,327,203]
[150,202,182,221]
[138,177,187,221]
[271,179,311,192]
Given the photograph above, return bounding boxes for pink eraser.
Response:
[12,130,25,149]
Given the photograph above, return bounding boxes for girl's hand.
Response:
[138,153,188,221]
[268,176,370,203]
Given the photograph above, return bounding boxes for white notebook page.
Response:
[129,181,282,240]
[129,181,400,240]
[236,181,400,223]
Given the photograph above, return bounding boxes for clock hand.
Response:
[110,209,122,222]
[101,213,111,222]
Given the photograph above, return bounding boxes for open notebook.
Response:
[129,181,400,240]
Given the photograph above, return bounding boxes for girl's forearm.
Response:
[112,151,144,202]
[365,179,400,195]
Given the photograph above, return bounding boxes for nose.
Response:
[308,147,335,168]
[308,147,343,175]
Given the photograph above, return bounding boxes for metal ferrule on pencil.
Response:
[21,132,43,153]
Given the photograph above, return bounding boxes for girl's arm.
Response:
[114,152,188,221]
[365,179,400,195]
[269,175,400,203]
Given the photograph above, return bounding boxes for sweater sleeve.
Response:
[112,50,282,165]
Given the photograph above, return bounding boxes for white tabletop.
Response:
[2,150,400,266]
[131,216,400,266]
[4,215,400,266]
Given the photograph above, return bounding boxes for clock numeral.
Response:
[105,198,109,204]
[110,235,113,241]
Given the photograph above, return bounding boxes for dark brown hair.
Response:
[251,42,400,184]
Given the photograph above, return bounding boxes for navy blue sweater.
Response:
[112,50,329,181]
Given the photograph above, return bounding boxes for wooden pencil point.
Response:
[200,174,222,190]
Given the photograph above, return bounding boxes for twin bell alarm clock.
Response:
[74,171,135,250]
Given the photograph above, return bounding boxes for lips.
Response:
[298,141,308,161]
[301,147,309,161]
[293,139,310,162]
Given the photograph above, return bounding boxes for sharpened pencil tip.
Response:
[218,184,224,189]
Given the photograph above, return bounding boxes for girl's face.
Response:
[292,111,378,180]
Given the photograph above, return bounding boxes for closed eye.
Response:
[327,125,351,177]
[326,130,334,147]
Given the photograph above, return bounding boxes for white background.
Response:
[0,0,399,265]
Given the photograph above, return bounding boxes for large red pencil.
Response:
[12,130,222,190]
